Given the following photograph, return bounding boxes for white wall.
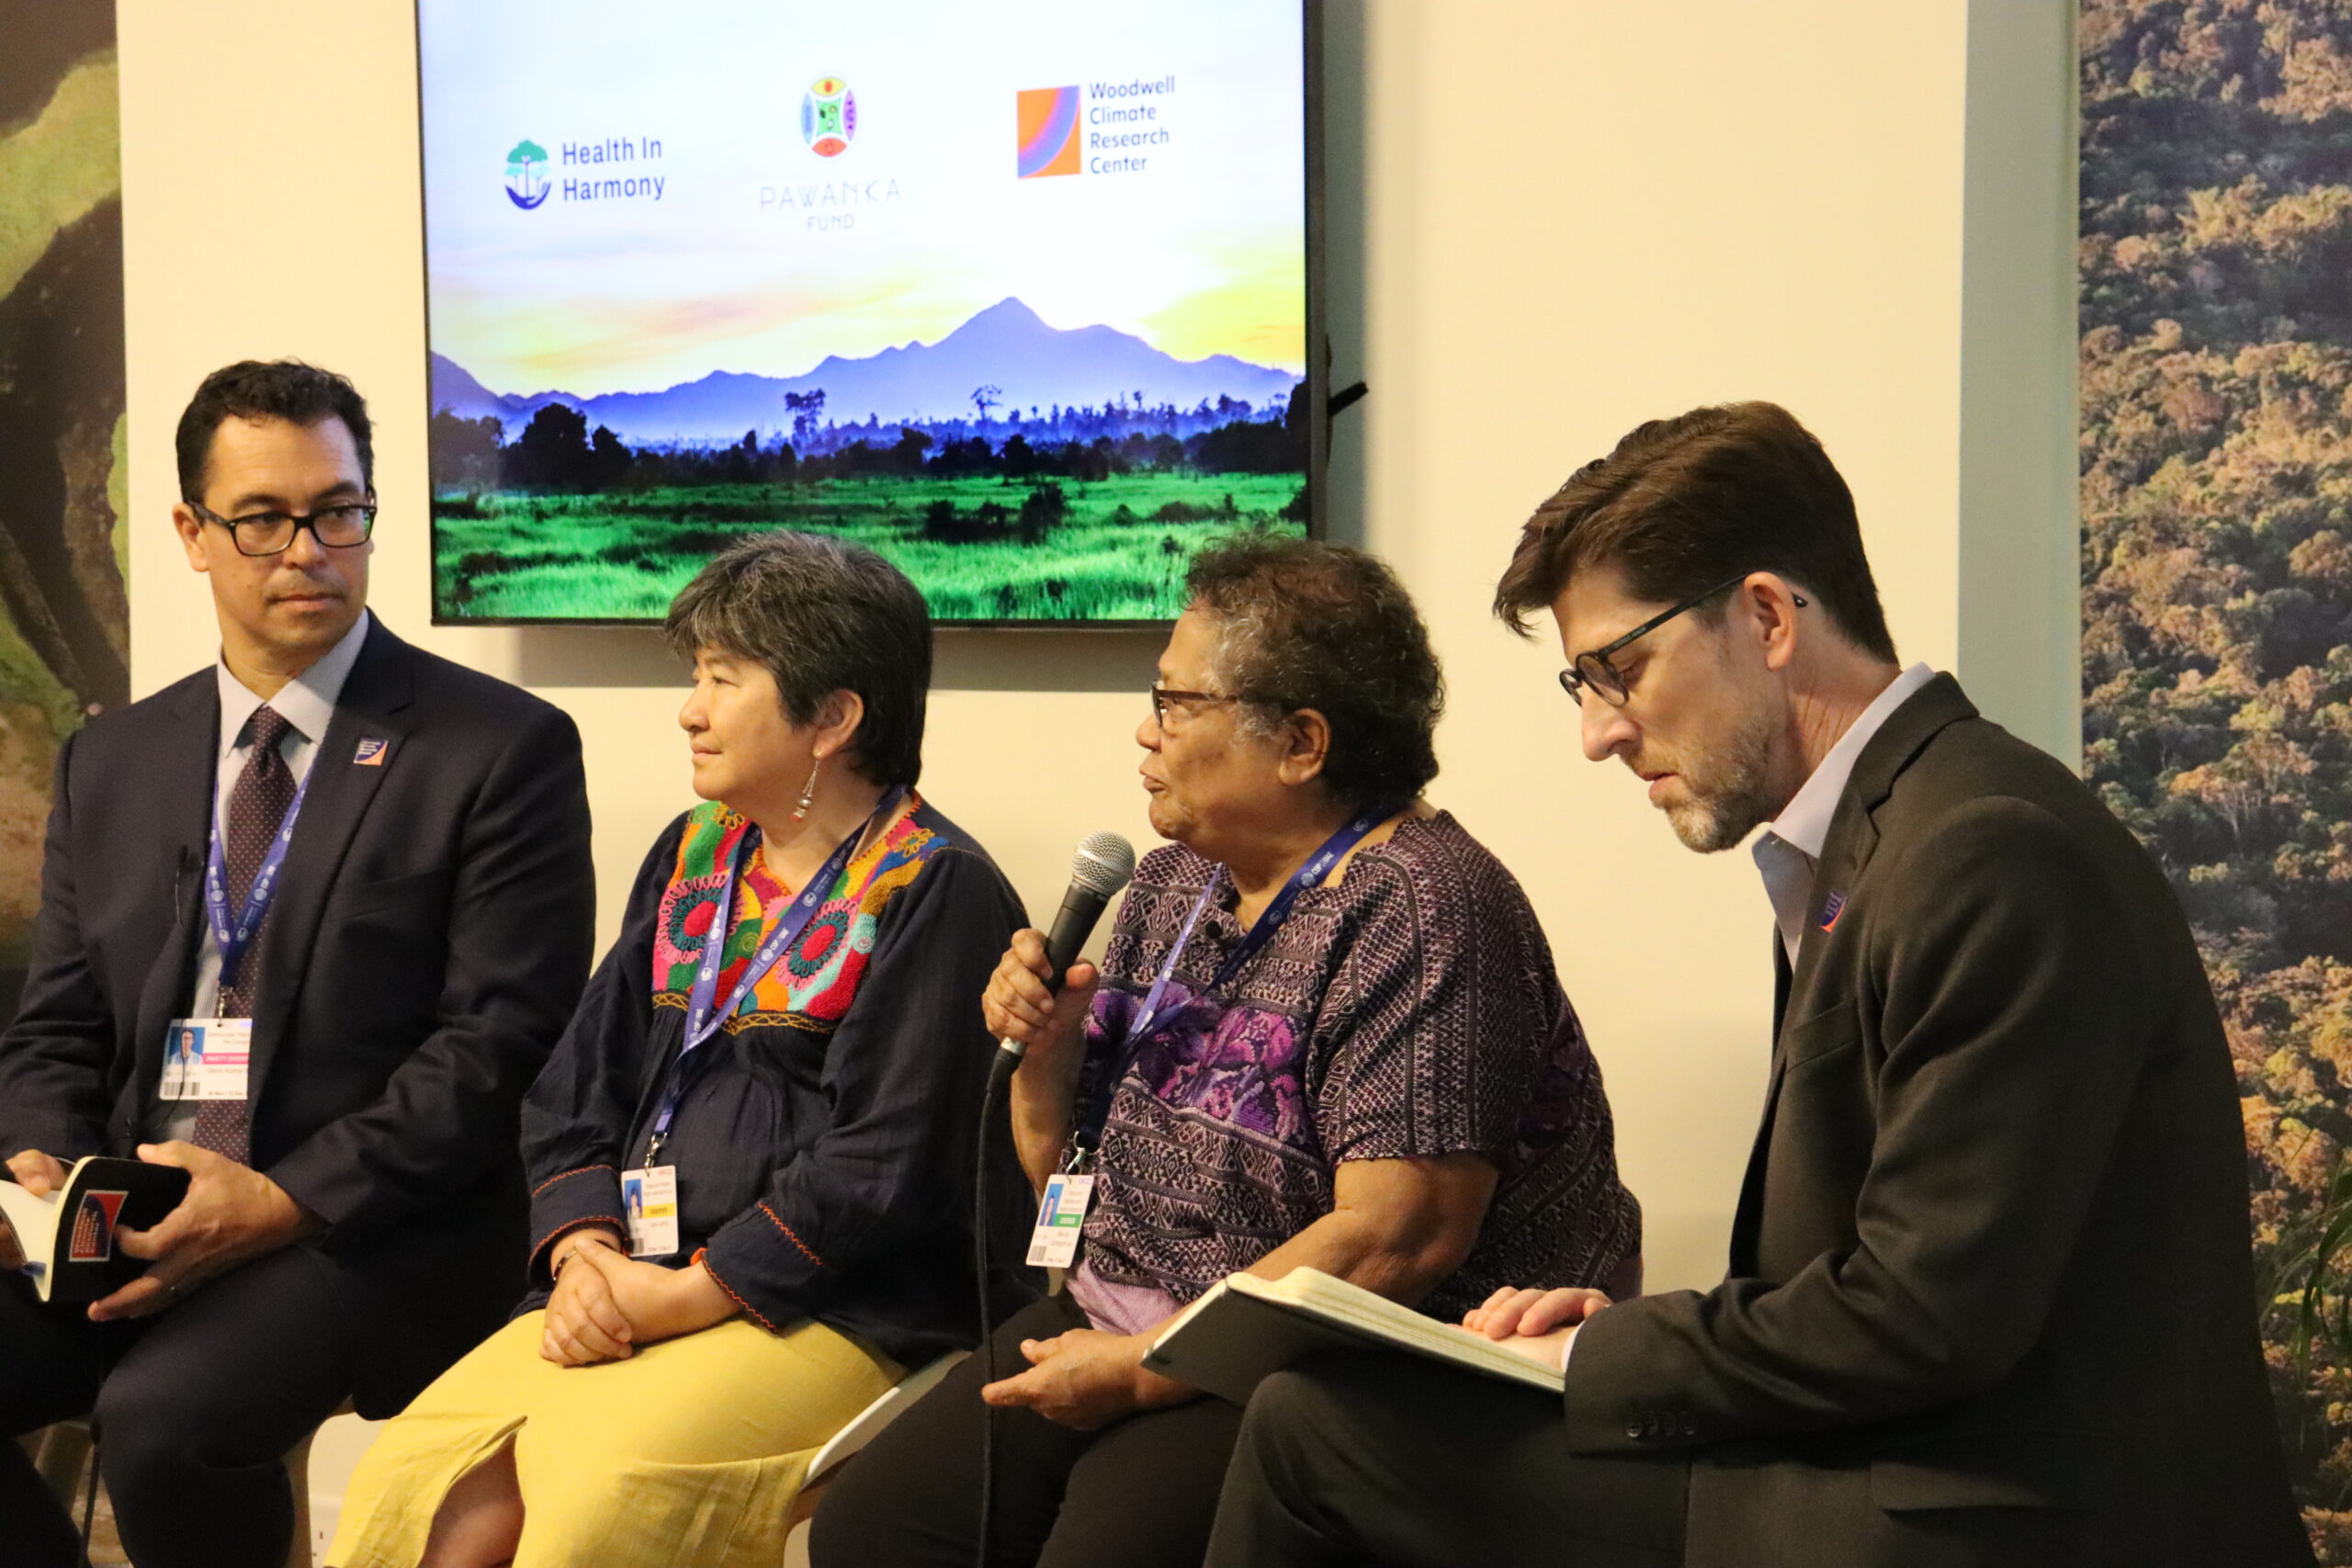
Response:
[117,0,2074,1307]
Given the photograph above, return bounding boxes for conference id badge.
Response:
[1025,1172,1094,1269]
[620,1166,680,1258]
[161,1019,250,1101]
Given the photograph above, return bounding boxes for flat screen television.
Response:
[415,0,1323,626]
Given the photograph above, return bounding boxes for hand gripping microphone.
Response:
[975,831,1135,1568]
[997,830,1138,1066]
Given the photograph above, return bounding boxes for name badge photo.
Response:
[620,1165,680,1258]
[161,1018,252,1102]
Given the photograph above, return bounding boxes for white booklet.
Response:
[0,1156,190,1304]
[1142,1267,1566,1404]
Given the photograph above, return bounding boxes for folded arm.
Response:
[983,1152,1498,1429]
[698,849,1022,1329]
[519,819,687,1285]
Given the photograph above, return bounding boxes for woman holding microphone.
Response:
[815,535,1642,1568]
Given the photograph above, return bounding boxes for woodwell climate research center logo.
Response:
[1017,86,1081,178]
[1018,78,1174,180]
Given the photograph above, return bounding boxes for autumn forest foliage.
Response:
[2081,3,2352,1552]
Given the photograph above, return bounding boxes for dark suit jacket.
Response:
[0,617,594,1414]
[1561,675,2308,1567]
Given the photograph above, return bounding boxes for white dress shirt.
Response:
[1751,662,1936,966]
[161,612,371,1138]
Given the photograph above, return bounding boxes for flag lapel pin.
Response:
[353,738,390,767]
[1818,891,1849,933]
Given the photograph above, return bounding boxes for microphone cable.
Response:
[974,831,1134,1568]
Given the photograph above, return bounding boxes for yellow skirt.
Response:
[326,1311,899,1568]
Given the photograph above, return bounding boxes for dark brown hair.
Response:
[175,360,375,504]
[1493,401,1896,662]
[1185,534,1443,812]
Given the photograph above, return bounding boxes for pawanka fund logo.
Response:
[1017,86,1080,178]
[802,77,857,157]
[504,140,551,209]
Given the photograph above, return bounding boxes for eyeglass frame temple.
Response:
[1148,685,1245,722]
[1559,573,1808,705]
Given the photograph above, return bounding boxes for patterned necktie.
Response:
[197,705,299,1163]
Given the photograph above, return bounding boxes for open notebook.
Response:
[0,1156,190,1304]
[1142,1267,1566,1405]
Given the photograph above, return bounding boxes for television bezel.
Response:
[413,0,1329,631]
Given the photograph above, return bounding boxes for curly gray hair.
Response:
[1184,535,1444,811]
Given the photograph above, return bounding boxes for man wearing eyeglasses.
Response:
[0,361,594,1567]
[1205,401,2309,1568]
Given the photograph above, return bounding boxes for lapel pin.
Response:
[1818,891,1849,934]
[353,738,390,767]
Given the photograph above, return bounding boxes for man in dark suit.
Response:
[0,361,594,1567]
[1204,402,2311,1567]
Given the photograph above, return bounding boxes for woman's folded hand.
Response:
[541,1233,634,1365]
[562,1245,739,1354]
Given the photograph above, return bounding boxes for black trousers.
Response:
[811,1292,1247,1568]
[0,1245,365,1568]
[1205,1348,1690,1568]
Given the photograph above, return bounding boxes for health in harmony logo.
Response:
[504,140,550,209]
[1016,86,1080,178]
[802,77,857,158]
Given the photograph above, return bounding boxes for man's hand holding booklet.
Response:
[1142,1268,1611,1405]
[0,1155,192,1305]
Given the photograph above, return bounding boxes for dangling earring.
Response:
[792,756,821,822]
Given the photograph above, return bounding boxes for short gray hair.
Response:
[663,531,932,785]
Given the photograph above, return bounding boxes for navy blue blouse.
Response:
[520,795,1038,1365]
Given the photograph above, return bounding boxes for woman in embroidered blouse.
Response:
[329,533,1030,1568]
[813,536,1642,1568]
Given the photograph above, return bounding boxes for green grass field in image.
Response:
[432,473,1306,622]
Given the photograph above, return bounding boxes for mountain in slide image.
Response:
[431,298,1302,445]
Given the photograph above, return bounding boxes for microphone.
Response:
[999,831,1136,1065]
[976,830,1133,1566]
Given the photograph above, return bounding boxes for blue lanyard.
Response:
[647,788,904,1162]
[203,768,315,1001]
[1070,809,1385,1158]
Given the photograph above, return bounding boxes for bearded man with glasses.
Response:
[1205,401,2309,1568]
[0,360,593,1568]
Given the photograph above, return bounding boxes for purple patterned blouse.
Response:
[1068,810,1640,1333]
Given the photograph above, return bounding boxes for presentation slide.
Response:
[418,0,1313,624]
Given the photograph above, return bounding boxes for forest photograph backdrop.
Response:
[2081,3,2352,1554]
[0,0,125,1022]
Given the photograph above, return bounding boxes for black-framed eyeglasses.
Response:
[1149,685,1248,726]
[190,498,377,557]
[1557,574,1806,707]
